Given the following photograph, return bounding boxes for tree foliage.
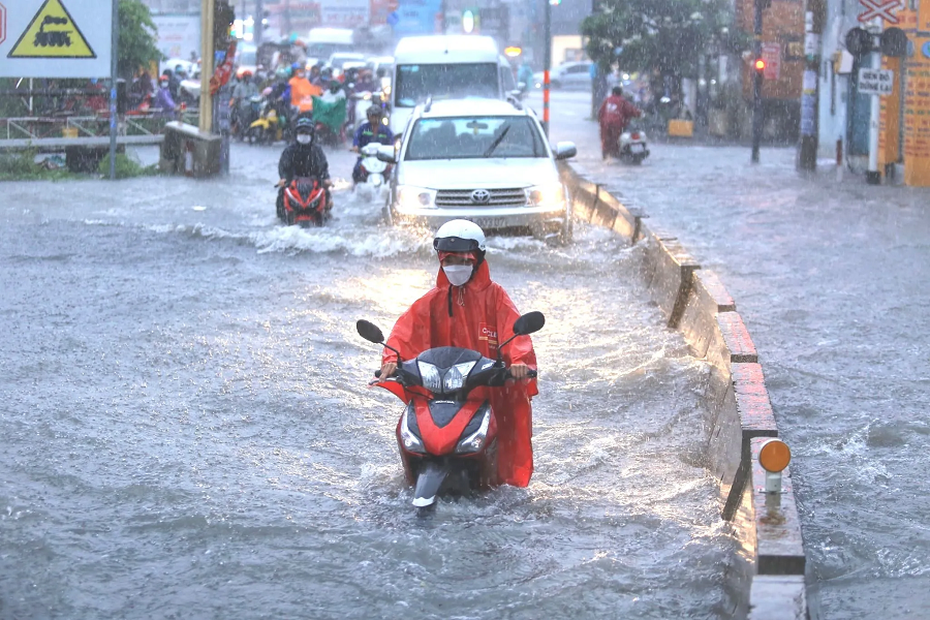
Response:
[117,0,162,77]
[582,0,733,81]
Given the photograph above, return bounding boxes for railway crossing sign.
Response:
[0,0,110,77]
[9,0,95,59]
[858,0,901,24]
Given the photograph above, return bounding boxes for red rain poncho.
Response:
[381,260,538,487]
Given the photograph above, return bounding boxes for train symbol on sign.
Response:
[34,15,71,47]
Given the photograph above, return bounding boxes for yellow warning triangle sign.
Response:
[8,0,96,59]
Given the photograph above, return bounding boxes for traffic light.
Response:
[754,58,766,73]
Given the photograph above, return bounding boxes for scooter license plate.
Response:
[630,143,645,153]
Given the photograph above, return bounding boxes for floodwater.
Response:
[537,88,930,619]
[0,141,735,618]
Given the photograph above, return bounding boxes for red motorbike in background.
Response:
[278,177,330,227]
[356,311,545,512]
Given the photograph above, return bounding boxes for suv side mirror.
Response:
[553,141,577,160]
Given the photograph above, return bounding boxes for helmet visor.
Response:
[434,236,481,253]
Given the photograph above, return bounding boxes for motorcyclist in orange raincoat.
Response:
[379,220,538,487]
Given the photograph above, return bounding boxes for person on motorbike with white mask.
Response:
[350,105,394,184]
[378,220,538,487]
[276,117,332,219]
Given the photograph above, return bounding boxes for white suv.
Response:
[376,98,577,244]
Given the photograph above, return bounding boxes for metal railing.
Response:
[1,111,200,141]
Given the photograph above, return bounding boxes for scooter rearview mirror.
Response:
[513,311,545,336]
[497,311,546,361]
[356,320,384,344]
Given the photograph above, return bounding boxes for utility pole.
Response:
[543,0,552,136]
[866,16,882,184]
[199,0,216,134]
[108,0,119,180]
[255,0,263,46]
[798,0,825,172]
[751,0,766,163]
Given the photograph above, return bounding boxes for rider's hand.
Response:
[380,361,397,379]
[277,178,286,187]
[323,179,333,188]
[510,363,530,379]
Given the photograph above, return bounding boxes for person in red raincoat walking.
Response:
[598,86,642,160]
[379,220,538,487]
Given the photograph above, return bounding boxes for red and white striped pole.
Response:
[543,0,552,136]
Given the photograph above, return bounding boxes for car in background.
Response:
[179,68,201,103]
[161,58,195,78]
[377,97,577,244]
[327,52,367,76]
[533,61,593,90]
[367,55,394,79]
[235,44,259,78]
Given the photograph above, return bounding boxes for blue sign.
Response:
[387,11,399,27]
[923,40,930,59]
[392,0,442,36]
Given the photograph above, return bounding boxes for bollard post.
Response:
[836,137,843,182]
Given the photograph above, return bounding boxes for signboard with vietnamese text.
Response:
[858,67,895,95]
[321,0,368,28]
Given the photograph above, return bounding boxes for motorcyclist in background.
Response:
[276,117,332,220]
[598,86,642,160]
[230,71,259,138]
[350,105,394,184]
[378,220,538,487]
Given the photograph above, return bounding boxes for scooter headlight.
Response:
[417,361,442,392]
[443,361,476,392]
[455,407,491,454]
[400,406,425,453]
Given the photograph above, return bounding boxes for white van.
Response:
[390,35,517,137]
[306,28,355,59]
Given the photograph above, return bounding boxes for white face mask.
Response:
[296,134,312,145]
[443,264,473,286]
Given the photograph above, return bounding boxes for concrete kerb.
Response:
[560,163,808,619]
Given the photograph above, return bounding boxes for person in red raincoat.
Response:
[379,220,538,487]
[598,86,642,160]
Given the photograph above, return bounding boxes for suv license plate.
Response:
[630,143,645,153]
[474,217,510,230]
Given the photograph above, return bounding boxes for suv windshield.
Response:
[405,116,546,160]
[395,63,498,107]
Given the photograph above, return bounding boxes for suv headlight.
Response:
[526,183,565,208]
[455,408,492,454]
[397,186,436,210]
[400,405,425,453]
[443,361,476,392]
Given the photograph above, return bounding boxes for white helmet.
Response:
[433,219,487,255]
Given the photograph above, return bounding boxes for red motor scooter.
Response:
[278,177,330,227]
[356,311,545,511]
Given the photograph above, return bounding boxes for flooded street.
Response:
[1,140,733,618]
[538,89,930,619]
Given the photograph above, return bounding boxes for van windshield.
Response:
[395,63,498,108]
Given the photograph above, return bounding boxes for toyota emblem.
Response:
[471,189,491,204]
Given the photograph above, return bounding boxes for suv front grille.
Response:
[435,188,527,208]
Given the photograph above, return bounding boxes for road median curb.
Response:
[561,161,808,619]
